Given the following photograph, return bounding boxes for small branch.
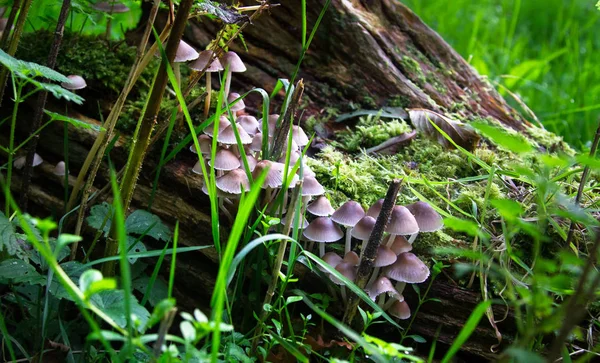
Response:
[342,178,402,327]
[565,117,600,248]
[270,79,304,160]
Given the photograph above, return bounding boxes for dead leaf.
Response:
[365,130,417,154]
[408,108,479,150]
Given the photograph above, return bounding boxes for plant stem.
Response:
[0,0,20,50]
[270,80,304,161]
[5,81,22,215]
[102,0,195,277]
[19,0,71,212]
[342,179,402,327]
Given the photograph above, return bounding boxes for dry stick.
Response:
[565,118,600,249]
[68,0,163,260]
[546,231,600,361]
[270,80,304,161]
[342,179,402,327]
[102,0,195,277]
[19,0,71,212]
[0,0,21,50]
[0,0,33,106]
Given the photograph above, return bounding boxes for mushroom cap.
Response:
[366,199,384,218]
[258,114,279,136]
[227,92,245,112]
[292,125,309,147]
[278,150,301,165]
[240,154,257,172]
[366,276,404,301]
[271,162,299,188]
[53,161,66,176]
[406,201,443,232]
[201,183,237,198]
[204,116,231,136]
[217,124,253,145]
[252,160,284,189]
[216,169,250,194]
[280,215,309,229]
[92,1,130,13]
[388,300,411,320]
[303,165,316,177]
[173,40,199,62]
[191,160,205,175]
[374,245,397,267]
[331,201,365,227]
[307,196,335,217]
[209,148,240,171]
[222,51,246,72]
[188,50,223,72]
[320,252,343,272]
[61,75,87,90]
[301,175,325,197]
[350,216,376,240]
[190,134,212,155]
[390,235,412,255]
[303,217,343,243]
[249,132,265,153]
[237,116,260,136]
[14,154,43,169]
[385,205,419,235]
[342,251,360,266]
[330,261,356,285]
[384,252,430,283]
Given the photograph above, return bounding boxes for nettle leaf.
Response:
[87,202,113,237]
[49,261,87,301]
[90,290,150,331]
[0,49,69,82]
[0,212,19,256]
[0,259,46,285]
[44,110,104,131]
[133,275,168,307]
[28,79,84,104]
[471,121,533,154]
[408,108,479,150]
[125,210,171,241]
[125,236,146,264]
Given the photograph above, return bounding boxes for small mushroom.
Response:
[385,205,419,247]
[155,40,199,86]
[53,161,67,176]
[351,215,376,259]
[366,199,384,218]
[388,300,411,320]
[189,50,223,118]
[237,115,260,136]
[92,1,130,13]
[209,148,240,172]
[217,123,253,145]
[405,201,443,243]
[204,116,231,137]
[320,252,343,272]
[342,251,360,266]
[303,216,343,257]
[189,134,212,155]
[331,200,366,254]
[365,276,404,303]
[227,92,245,114]
[390,235,412,255]
[384,252,430,285]
[374,245,397,267]
[221,51,246,107]
[240,154,257,172]
[292,125,309,147]
[216,168,250,194]
[14,153,43,169]
[61,75,87,90]
[307,196,335,217]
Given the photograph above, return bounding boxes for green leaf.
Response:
[28,78,84,104]
[90,290,150,332]
[0,49,69,82]
[490,199,524,220]
[443,216,489,239]
[124,236,146,264]
[133,275,167,307]
[125,210,171,241]
[145,298,176,331]
[79,269,116,298]
[0,259,46,285]
[86,202,112,237]
[471,121,533,154]
[0,212,19,256]
[504,347,545,363]
[79,269,103,294]
[44,110,104,131]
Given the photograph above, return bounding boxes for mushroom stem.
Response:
[319,242,325,257]
[385,233,397,247]
[377,293,386,307]
[223,69,233,106]
[408,232,419,244]
[218,198,233,223]
[340,286,347,305]
[359,238,368,260]
[383,282,406,311]
[203,74,211,119]
[308,240,315,253]
[344,226,352,254]
[366,267,380,287]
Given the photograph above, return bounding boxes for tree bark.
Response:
[182,0,526,130]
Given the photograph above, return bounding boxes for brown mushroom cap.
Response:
[350,216,376,240]
[227,92,245,112]
[321,252,343,271]
[390,235,412,255]
[303,217,344,243]
[157,40,199,63]
[209,148,240,171]
[237,115,260,136]
[374,245,397,267]
[384,252,430,283]
[385,206,419,235]
[190,134,212,155]
[301,175,325,197]
[331,201,365,227]
[330,261,356,285]
[192,160,205,175]
[204,116,231,137]
[217,124,252,145]
[342,251,360,266]
[61,75,87,90]
[388,300,411,320]
[240,154,257,172]
[366,276,404,301]
[366,199,384,218]
[189,50,223,72]
[406,201,444,232]
[222,51,246,72]
[307,196,336,217]
[252,160,284,189]
[216,169,250,194]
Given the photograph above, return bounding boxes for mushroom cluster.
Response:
[307,197,443,320]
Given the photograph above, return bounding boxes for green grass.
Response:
[402,0,600,148]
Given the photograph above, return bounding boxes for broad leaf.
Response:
[48,261,87,301]
[90,290,150,331]
[471,121,533,154]
[125,236,146,264]
[0,49,69,82]
[0,212,19,256]
[0,259,46,285]
[86,202,112,236]
[133,275,168,307]
[44,110,104,131]
[125,210,171,241]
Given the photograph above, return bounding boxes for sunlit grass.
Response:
[403,0,600,148]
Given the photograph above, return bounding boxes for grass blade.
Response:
[440,300,492,363]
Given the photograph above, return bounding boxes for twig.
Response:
[270,80,304,160]
[565,117,600,249]
[19,0,71,212]
[342,179,402,327]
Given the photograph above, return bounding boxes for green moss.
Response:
[387,94,411,108]
[336,113,412,152]
[400,56,426,84]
